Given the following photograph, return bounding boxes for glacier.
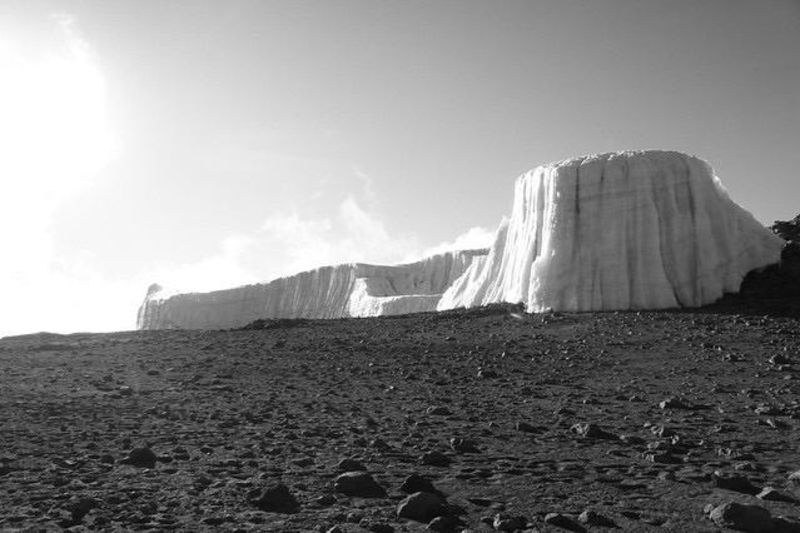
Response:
[438,150,784,312]
[137,150,784,329]
[137,249,487,329]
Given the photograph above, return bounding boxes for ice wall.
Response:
[438,150,784,312]
[138,150,783,329]
[348,250,486,316]
[137,249,486,329]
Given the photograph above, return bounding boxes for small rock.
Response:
[644,451,682,464]
[754,405,785,416]
[544,513,586,533]
[67,497,97,523]
[370,438,392,451]
[657,470,676,481]
[361,519,395,533]
[659,397,692,410]
[336,458,367,472]
[427,515,457,532]
[99,454,115,464]
[571,423,616,440]
[578,509,617,528]
[712,471,759,494]
[647,440,675,452]
[642,515,667,526]
[492,513,526,531]
[121,447,157,468]
[308,495,332,509]
[426,406,452,416]
[770,354,791,365]
[334,471,386,497]
[757,486,796,502]
[251,483,300,514]
[618,434,646,445]
[421,451,451,466]
[397,491,446,523]
[764,418,789,429]
[401,474,439,495]
[194,474,213,489]
[650,425,676,438]
[773,516,800,533]
[708,502,774,532]
[449,438,480,453]
[515,422,540,433]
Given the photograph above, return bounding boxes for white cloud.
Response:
[414,225,496,260]
[140,173,423,299]
[148,235,259,294]
[353,167,378,209]
[237,193,420,281]
[151,159,500,292]
[150,186,498,302]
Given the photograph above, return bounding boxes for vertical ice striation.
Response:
[347,249,486,316]
[137,150,784,329]
[438,150,784,312]
[137,249,486,329]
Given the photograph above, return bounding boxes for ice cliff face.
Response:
[138,150,784,329]
[438,150,784,312]
[136,250,486,329]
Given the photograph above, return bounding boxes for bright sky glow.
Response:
[0,14,124,335]
[0,1,798,337]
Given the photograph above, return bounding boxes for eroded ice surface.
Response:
[137,250,486,329]
[438,150,784,312]
[138,150,784,329]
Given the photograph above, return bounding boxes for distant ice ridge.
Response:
[137,150,784,329]
[136,249,487,329]
[438,150,784,312]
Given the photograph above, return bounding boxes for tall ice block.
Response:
[438,150,784,312]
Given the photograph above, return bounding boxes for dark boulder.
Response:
[251,483,300,514]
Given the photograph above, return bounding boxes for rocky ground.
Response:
[2,300,800,532]
[2,218,799,533]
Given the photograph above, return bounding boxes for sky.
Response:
[0,0,798,336]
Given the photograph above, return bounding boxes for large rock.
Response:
[773,214,800,242]
[334,471,386,498]
[439,150,783,312]
[120,447,157,468]
[705,213,800,316]
[250,483,300,514]
[708,502,774,532]
[396,491,446,522]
